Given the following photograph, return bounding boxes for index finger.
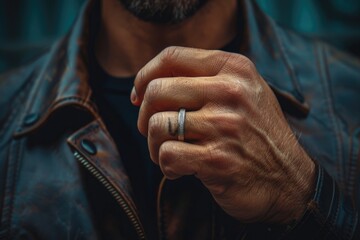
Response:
[131,46,233,106]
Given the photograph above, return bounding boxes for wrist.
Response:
[283,154,316,224]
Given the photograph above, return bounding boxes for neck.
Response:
[96,0,239,77]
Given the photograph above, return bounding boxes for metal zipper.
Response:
[73,151,146,240]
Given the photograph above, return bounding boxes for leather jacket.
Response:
[1,0,359,239]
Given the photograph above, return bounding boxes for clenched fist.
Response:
[131,46,315,224]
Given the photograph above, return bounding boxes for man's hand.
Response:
[131,46,316,224]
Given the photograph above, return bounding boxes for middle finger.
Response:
[137,76,221,136]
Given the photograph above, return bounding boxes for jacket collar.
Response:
[14,0,309,138]
[14,0,99,138]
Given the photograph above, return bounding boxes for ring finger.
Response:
[147,110,208,164]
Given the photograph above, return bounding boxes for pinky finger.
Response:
[159,140,205,180]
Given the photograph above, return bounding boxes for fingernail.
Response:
[131,86,137,103]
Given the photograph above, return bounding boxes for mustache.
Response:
[117,0,207,24]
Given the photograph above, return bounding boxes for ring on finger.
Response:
[178,108,186,141]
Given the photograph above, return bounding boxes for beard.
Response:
[117,0,207,24]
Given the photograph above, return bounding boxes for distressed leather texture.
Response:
[0,0,360,239]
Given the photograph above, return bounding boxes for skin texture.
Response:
[97,0,316,225]
[97,0,238,76]
[131,47,316,224]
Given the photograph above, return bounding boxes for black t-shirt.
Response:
[91,35,240,238]
[92,68,163,238]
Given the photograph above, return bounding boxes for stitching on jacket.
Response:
[0,73,35,141]
[316,167,325,202]
[0,147,11,237]
[18,37,98,134]
[322,169,342,239]
[52,97,98,118]
[272,23,305,101]
[0,138,23,239]
[347,131,360,239]
[317,168,336,230]
[8,139,23,239]
[324,45,345,188]
[347,129,360,204]
[17,96,98,138]
[316,43,344,185]
[330,185,342,238]
[71,121,100,143]
[72,115,114,143]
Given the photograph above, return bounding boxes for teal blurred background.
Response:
[1,0,360,73]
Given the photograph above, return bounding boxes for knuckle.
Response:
[239,56,257,74]
[222,52,238,64]
[223,54,257,76]
[144,79,163,104]
[148,113,163,138]
[208,77,245,104]
[215,52,238,73]
[159,143,177,177]
[209,184,229,196]
[236,54,251,65]
[204,144,225,167]
[221,79,243,98]
[220,113,246,139]
[137,68,146,83]
[160,46,181,64]
[205,112,224,126]
[219,53,258,79]
[159,142,173,165]
[137,117,147,137]
[148,141,159,164]
[162,166,178,179]
[221,53,248,69]
[148,140,156,158]
[223,113,244,131]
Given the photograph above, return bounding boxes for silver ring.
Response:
[178,108,186,141]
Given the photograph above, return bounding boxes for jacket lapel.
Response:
[12,1,145,237]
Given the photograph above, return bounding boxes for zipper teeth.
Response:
[74,151,146,240]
